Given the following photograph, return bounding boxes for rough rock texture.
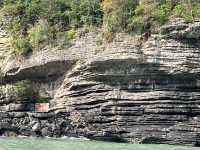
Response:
[1,20,200,146]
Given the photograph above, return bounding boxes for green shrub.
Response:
[152,4,171,25]
[172,4,193,22]
[15,80,32,97]
[1,2,23,16]
[1,0,200,54]
[102,0,138,32]
[173,4,185,16]
[134,2,144,15]
[35,96,49,103]
[55,27,76,49]
[11,37,32,56]
[24,0,43,25]
[14,80,49,103]
[65,27,76,40]
[129,15,146,33]
[193,4,200,18]
[28,19,53,49]
[0,0,103,55]
[39,0,70,29]
[129,0,172,33]
[67,0,102,27]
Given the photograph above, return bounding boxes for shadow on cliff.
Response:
[85,58,200,92]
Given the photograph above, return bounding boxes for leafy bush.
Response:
[0,0,200,53]
[172,4,193,22]
[152,4,171,25]
[1,2,23,16]
[28,19,53,49]
[11,37,32,56]
[39,0,70,30]
[0,0,103,56]
[128,0,200,33]
[53,27,76,49]
[14,80,49,103]
[35,96,49,103]
[129,0,172,33]
[102,0,138,32]
[134,2,144,16]
[14,80,32,97]
[65,27,76,40]
[193,3,200,18]
[67,0,102,27]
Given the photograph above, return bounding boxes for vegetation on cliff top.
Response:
[0,0,200,56]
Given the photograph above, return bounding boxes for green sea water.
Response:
[0,137,199,150]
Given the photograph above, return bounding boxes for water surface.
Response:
[0,137,199,150]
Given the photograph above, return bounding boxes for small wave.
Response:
[60,136,90,141]
[0,135,6,138]
[18,135,28,138]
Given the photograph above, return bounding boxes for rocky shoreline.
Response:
[0,19,200,146]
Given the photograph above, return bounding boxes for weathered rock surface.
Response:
[161,19,200,39]
[1,21,200,146]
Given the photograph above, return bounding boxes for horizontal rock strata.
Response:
[1,20,200,146]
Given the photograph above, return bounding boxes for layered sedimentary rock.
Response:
[1,20,200,146]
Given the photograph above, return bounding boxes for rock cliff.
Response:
[0,20,200,146]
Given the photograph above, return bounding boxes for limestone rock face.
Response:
[0,28,10,62]
[0,28,10,80]
[1,21,200,146]
[161,19,200,39]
